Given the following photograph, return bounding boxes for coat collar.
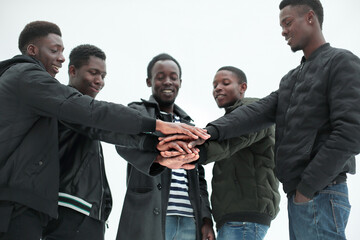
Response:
[140,95,193,122]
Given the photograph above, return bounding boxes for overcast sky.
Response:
[1,0,359,239]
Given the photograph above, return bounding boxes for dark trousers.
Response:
[43,207,105,240]
[0,202,48,240]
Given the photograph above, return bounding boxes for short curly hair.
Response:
[279,0,324,29]
[147,53,182,79]
[217,66,247,84]
[18,21,62,54]
[68,44,106,69]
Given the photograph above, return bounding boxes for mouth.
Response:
[286,37,292,45]
[215,94,225,100]
[162,89,174,94]
[90,86,101,92]
[52,65,61,73]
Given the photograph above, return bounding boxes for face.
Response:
[280,5,312,53]
[146,60,181,107]
[213,70,246,108]
[69,56,106,98]
[30,33,65,77]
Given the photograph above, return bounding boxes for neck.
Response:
[303,32,326,59]
[160,104,174,114]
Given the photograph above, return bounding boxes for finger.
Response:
[176,141,193,154]
[158,134,193,145]
[160,151,183,157]
[188,138,206,148]
[179,124,211,140]
[181,163,196,170]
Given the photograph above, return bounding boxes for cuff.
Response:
[141,117,156,133]
[205,125,219,140]
[297,181,317,199]
[142,135,159,152]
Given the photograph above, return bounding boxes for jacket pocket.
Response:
[25,157,47,176]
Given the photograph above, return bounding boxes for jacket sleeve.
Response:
[298,51,360,198]
[115,145,164,176]
[59,121,158,152]
[203,127,273,164]
[206,92,278,141]
[18,64,155,134]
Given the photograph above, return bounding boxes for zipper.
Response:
[98,141,104,220]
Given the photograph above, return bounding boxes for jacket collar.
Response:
[301,43,330,64]
[140,95,193,122]
[224,98,258,114]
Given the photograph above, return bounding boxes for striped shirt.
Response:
[166,114,194,217]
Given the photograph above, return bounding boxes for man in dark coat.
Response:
[116,53,215,240]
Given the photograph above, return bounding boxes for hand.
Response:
[188,138,206,148]
[160,146,200,158]
[294,190,311,203]
[158,134,194,145]
[156,120,210,140]
[154,153,199,170]
[157,140,196,154]
[201,218,215,240]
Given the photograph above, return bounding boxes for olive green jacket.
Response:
[204,98,280,230]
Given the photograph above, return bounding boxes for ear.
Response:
[240,82,247,94]
[146,78,152,87]
[179,79,182,88]
[306,10,315,24]
[26,44,38,56]
[68,65,76,77]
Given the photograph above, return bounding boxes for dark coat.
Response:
[116,96,212,240]
[204,98,280,230]
[57,118,159,222]
[0,55,156,218]
[207,44,360,199]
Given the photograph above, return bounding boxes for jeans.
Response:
[288,183,351,240]
[165,215,196,240]
[217,222,269,240]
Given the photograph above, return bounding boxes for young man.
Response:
[0,21,209,240]
[42,44,111,239]
[116,53,215,240]
[161,0,360,239]
[203,66,280,240]
[201,1,360,239]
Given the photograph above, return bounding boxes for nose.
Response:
[57,52,65,63]
[163,76,172,85]
[281,27,288,37]
[214,84,222,92]
[94,75,105,88]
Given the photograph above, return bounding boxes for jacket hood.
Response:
[0,55,43,77]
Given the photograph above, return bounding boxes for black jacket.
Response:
[0,55,156,218]
[57,120,159,222]
[207,44,360,199]
[116,96,212,240]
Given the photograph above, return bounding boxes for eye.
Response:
[50,49,58,53]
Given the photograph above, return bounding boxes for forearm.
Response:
[206,92,277,141]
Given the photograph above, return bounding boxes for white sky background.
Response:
[1,0,360,239]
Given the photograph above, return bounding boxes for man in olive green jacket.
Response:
[204,66,280,240]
